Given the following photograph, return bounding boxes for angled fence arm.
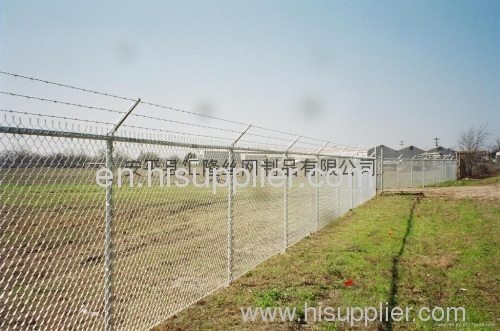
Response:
[108,98,141,135]
[316,142,329,155]
[230,124,252,148]
[286,135,301,153]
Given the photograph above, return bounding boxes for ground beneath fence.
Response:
[384,180,500,200]
[152,178,500,330]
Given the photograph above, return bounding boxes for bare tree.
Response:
[457,125,490,177]
[488,137,500,153]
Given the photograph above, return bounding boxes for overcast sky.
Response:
[1,0,499,150]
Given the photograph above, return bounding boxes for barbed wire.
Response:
[0,71,135,102]
[0,109,114,126]
[0,71,252,127]
[139,101,249,127]
[0,71,358,149]
[238,139,289,149]
[0,108,234,141]
[0,108,327,149]
[240,132,296,144]
[249,125,337,146]
[0,91,124,115]
[130,112,316,144]
[130,112,242,134]
[120,124,233,141]
[1,109,366,154]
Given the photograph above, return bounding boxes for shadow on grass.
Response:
[384,197,420,331]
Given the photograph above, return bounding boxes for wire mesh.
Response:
[381,158,457,189]
[0,71,379,331]
[1,117,106,330]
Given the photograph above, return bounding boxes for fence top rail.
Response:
[383,158,457,161]
[0,125,373,159]
[1,109,370,158]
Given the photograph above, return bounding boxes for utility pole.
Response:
[433,137,440,146]
[400,140,404,147]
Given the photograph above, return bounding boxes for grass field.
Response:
[432,175,500,187]
[154,178,499,330]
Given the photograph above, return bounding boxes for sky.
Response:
[1,0,499,151]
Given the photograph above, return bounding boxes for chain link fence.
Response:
[1,104,376,329]
[0,71,459,330]
[377,156,457,190]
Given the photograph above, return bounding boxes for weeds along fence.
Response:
[0,72,376,330]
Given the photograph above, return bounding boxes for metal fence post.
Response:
[396,159,400,188]
[227,124,251,284]
[105,97,140,331]
[337,157,340,214]
[410,159,413,187]
[283,156,288,252]
[350,158,354,210]
[283,136,300,252]
[104,137,113,331]
[441,159,444,182]
[432,160,435,184]
[374,147,378,191]
[315,142,328,231]
[380,147,384,192]
[423,159,426,187]
[227,147,234,284]
[316,160,320,230]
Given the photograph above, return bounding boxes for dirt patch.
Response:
[384,181,500,200]
[418,254,457,269]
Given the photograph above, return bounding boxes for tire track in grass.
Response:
[384,196,420,331]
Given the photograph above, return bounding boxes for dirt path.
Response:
[384,181,500,200]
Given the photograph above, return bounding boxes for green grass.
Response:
[432,175,500,187]
[154,194,499,331]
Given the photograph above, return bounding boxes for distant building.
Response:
[395,145,425,159]
[368,145,456,159]
[367,145,397,158]
[423,146,456,159]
